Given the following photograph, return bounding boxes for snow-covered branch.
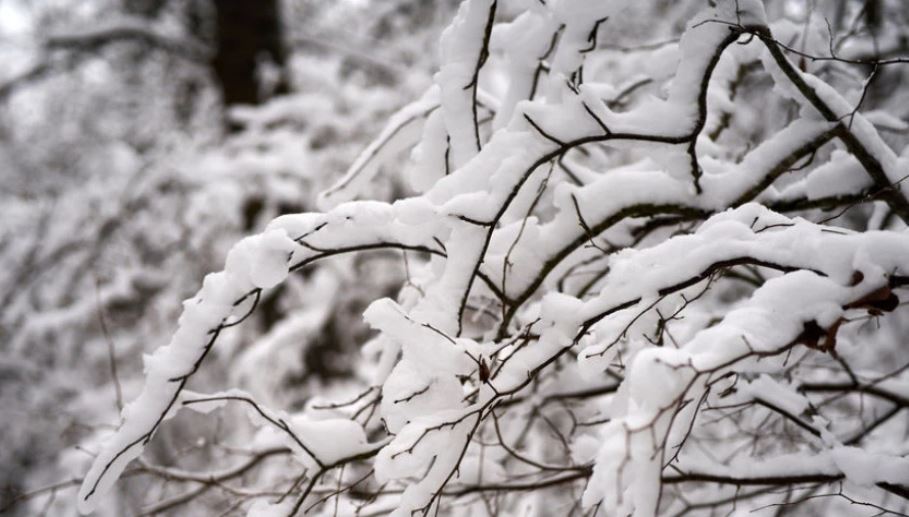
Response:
[70,1,909,515]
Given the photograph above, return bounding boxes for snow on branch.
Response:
[75,0,909,515]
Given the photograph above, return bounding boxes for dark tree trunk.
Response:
[210,0,288,110]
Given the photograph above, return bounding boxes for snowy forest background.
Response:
[1,0,909,516]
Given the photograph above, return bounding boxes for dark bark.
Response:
[210,0,288,111]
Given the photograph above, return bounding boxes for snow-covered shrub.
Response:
[72,0,909,515]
